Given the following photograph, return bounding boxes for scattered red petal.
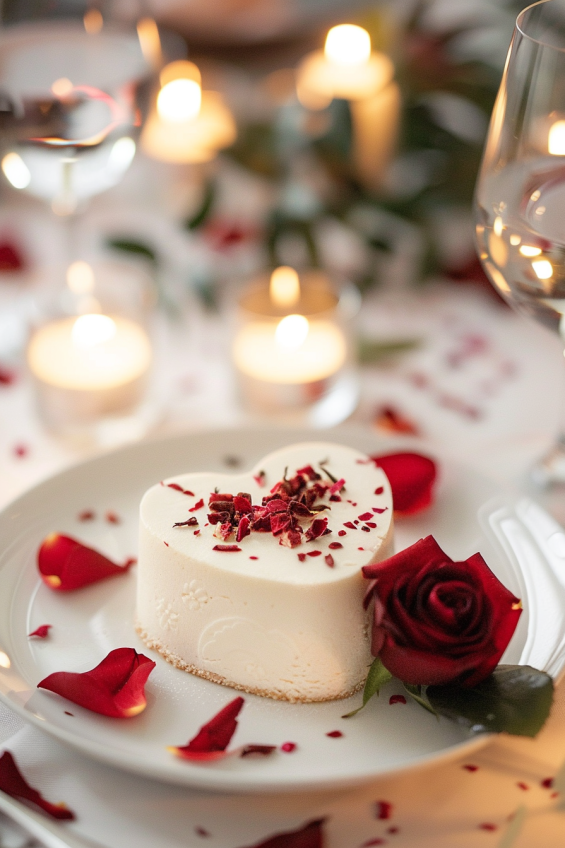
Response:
[358,547,365,551]
[374,405,420,436]
[0,242,24,271]
[361,840,386,847]
[170,697,243,760]
[343,522,356,530]
[371,453,437,516]
[240,745,277,758]
[13,443,28,458]
[0,751,75,820]
[64,711,73,716]
[190,499,205,512]
[326,730,343,738]
[240,819,326,848]
[374,487,384,495]
[253,471,266,487]
[281,742,297,752]
[479,824,498,831]
[37,533,134,591]
[387,828,399,835]
[328,542,343,549]
[372,507,388,514]
[362,526,371,532]
[463,764,479,772]
[551,791,559,798]
[389,695,406,705]
[338,530,347,537]
[375,801,393,820]
[325,554,334,568]
[365,522,377,529]
[105,511,121,524]
[37,647,155,718]
[329,478,346,495]
[307,550,322,557]
[358,512,373,521]
[78,510,96,522]
[517,782,529,791]
[0,366,17,385]
[250,555,259,560]
[195,827,210,837]
[164,541,169,547]
[297,553,306,562]
[28,625,51,639]
[164,482,195,496]
[541,777,554,789]
[213,544,242,552]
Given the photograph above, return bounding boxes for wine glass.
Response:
[475,0,565,485]
[0,3,155,261]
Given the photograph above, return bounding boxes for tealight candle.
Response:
[141,60,236,163]
[296,24,400,190]
[27,261,155,443]
[232,267,359,425]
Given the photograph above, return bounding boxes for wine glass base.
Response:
[531,437,565,488]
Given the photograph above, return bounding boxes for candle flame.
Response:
[520,245,542,257]
[51,77,73,98]
[532,259,553,280]
[1,152,30,189]
[549,120,565,155]
[137,17,162,69]
[275,314,309,349]
[84,7,103,34]
[157,79,202,123]
[67,261,95,294]
[0,651,10,669]
[324,25,371,67]
[269,266,300,308]
[72,314,116,349]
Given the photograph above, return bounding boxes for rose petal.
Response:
[28,625,51,639]
[37,647,155,717]
[37,533,134,591]
[238,818,326,848]
[0,751,75,820]
[371,453,437,515]
[172,697,244,758]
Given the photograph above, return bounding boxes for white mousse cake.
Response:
[136,442,394,702]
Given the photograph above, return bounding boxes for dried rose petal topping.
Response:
[374,487,384,495]
[307,550,322,557]
[105,511,121,524]
[190,499,205,512]
[329,478,346,495]
[343,522,356,530]
[297,553,306,562]
[28,625,51,639]
[240,819,326,848]
[358,512,373,522]
[361,840,386,847]
[213,544,242,552]
[281,742,297,752]
[541,777,554,789]
[371,452,437,516]
[0,751,75,820]
[463,764,479,772]
[173,517,199,528]
[328,542,343,549]
[305,517,328,541]
[375,801,393,820]
[338,530,346,537]
[37,647,155,718]
[325,555,334,568]
[240,744,277,758]
[78,510,95,522]
[163,482,195,496]
[170,697,243,760]
[37,534,134,591]
[326,730,343,738]
[389,695,406,705]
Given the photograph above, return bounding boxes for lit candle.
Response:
[232,267,358,421]
[296,24,400,190]
[27,309,152,434]
[141,60,236,163]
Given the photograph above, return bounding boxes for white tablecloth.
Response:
[2,221,565,846]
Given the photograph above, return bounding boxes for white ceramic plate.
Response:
[0,425,564,793]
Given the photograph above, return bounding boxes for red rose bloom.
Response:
[362,536,522,688]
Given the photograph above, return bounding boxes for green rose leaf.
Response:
[403,683,438,717]
[342,657,392,718]
[106,238,157,263]
[427,665,554,738]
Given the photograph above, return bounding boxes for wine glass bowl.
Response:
[475,0,565,483]
[0,19,154,215]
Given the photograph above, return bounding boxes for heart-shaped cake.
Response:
[136,442,393,702]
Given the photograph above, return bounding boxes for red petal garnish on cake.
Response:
[37,534,135,591]
[253,471,266,487]
[28,625,51,639]
[213,544,242,552]
[358,512,373,522]
[328,542,343,549]
[37,647,155,717]
[338,530,346,537]
[239,819,326,848]
[326,730,343,738]
[170,697,244,760]
[190,499,205,512]
[389,695,406,705]
[174,517,199,528]
[541,777,554,789]
[105,511,121,524]
[343,522,356,530]
[375,801,393,820]
[329,478,345,495]
[78,510,95,521]
[325,555,334,568]
[237,514,251,542]
[163,482,195,496]
[371,453,437,516]
[297,553,306,562]
[0,751,75,820]
[240,744,277,758]
[479,824,497,831]
[281,742,297,752]
[463,764,479,772]
[305,517,328,541]
[361,840,386,847]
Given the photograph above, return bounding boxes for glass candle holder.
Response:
[26,259,162,448]
[232,267,360,426]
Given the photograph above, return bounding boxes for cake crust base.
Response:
[136,623,365,704]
